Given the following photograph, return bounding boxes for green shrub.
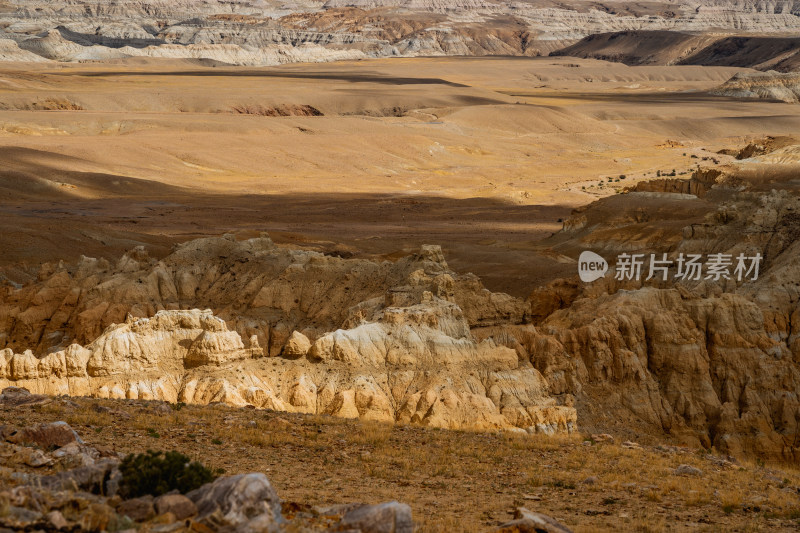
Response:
[119,450,216,498]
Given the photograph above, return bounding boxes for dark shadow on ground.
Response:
[0,147,575,297]
[66,69,470,87]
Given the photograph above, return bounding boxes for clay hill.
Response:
[0,0,799,65]
[555,31,800,72]
[2,151,800,462]
[712,70,800,102]
[551,30,800,102]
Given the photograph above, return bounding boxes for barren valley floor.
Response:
[1,57,799,295]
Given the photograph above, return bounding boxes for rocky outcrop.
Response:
[629,168,728,197]
[536,287,799,458]
[86,309,248,374]
[0,235,525,359]
[510,173,800,461]
[0,235,562,434]
[15,28,367,65]
[0,295,574,434]
[1,167,799,457]
[712,71,800,103]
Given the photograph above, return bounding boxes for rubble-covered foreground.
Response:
[1,397,418,532]
[3,389,800,531]
[0,386,571,532]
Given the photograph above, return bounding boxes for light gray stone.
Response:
[188,473,282,532]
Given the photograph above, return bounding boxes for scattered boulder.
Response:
[0,386,51,407]
[675,464,704,477]
[17,447,53,468]
[188,473,282,532]
[7,421,83,449]
[494,508,573,533]
[52,441,104,468]
[336,501,414,533]
[38,458,121,496]
[2,506,43,529]
[283,331,312,357]
[77,501,116,532]
[154,493,197,521]
[117,495,156,522]
[45,510,69,529]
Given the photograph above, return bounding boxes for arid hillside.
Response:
[555,31,800,72]
[4,394,800,531]
[712,70,800,102]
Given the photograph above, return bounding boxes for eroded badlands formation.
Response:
[0,238,575,435]
[1,156,799,460]
[0,0,799,65]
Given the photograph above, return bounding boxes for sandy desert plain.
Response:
[2,53,800,532]
[0,56,797,293]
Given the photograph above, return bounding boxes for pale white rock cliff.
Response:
[0,303,574,434]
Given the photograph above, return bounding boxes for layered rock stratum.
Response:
[554,31,800,71]
[1,161,799,460]
[712,70,800,102]
[0,238,575,434]
[1,0,800,65]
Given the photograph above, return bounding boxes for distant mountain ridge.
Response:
[1,0,800,65]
